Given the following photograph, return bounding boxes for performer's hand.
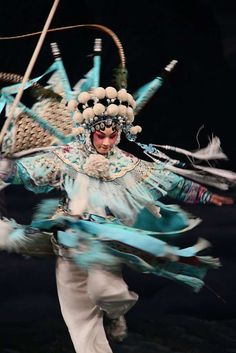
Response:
[210,194,234,206]
[0,156,13,181]
[0,153,13,190]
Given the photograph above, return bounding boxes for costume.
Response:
[0,137,225,353]
[0,30,235,353]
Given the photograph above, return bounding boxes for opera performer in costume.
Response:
[0,37,235,353]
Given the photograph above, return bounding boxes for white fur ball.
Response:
[82,107,95,120]
[127,94,136,109]
[126,107,135,123]
[93,103,105,116]
[92,87,106,99]
[117,88,128,101]
[73,111,84,124]
[127,93,133,105]
[78,92,91,104]
[105,87,117,99]
[72,127,85,135]
[118,104,127,116]
[67,99,78,111]
[129,125,142,135]
[106,104,119,116]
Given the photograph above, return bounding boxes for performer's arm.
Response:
[167,177,233,206]
[0,151,63,193]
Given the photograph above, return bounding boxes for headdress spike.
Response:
[134,59,178,114]
[93,38,102,89]
[48,41,72,100]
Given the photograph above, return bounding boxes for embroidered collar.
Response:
[54,143,140,181]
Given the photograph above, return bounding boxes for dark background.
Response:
[0,1,236,352]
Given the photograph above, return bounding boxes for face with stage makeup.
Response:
[92,127,119,155]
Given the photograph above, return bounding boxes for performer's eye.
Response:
[97,134,105,139]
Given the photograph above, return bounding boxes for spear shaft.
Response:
[0,0,61,146]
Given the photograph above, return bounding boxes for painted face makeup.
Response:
[92,127,118,154]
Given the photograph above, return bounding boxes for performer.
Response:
[0,33,235,353]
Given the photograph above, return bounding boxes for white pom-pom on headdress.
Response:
[129,125,142,135]
[118,104,127,116]
[105,87,117,99]
[92,87,106,99]
[71,127,85,135]
[106,104,119,116]
[127,93,134,106]
[73,111,84,124]
[82,107,95,120]
[126,91,136,108]
[126,106,134,123]
[78,92,91,104]
[117,88,128,101]
[68,99,78,112]
[93,103,106,116]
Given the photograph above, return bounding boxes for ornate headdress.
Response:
[68,86,142,143]
[0,25,176,156]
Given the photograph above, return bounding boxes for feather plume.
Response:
[33,198,60,221]
[0,218,53,256]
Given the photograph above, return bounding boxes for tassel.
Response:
[156,267,205,292]
[137,139,235,190]
[160,164,231,190]
[193,165,236,183]
[193,237,211,252]
[174,274,204,292]
[197,256,221,269]
[153,136,228,162]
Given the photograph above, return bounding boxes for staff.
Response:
[0,0,61,146]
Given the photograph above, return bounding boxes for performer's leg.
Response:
[56,257,113,353]
[87,266,138,342]
[87,266,138,319]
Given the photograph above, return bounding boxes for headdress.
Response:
[0,24,177,156]
[67,86,141,143]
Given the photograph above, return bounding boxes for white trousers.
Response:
[56,257,138,353]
